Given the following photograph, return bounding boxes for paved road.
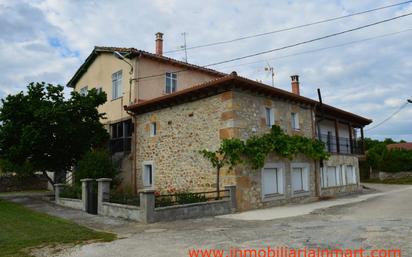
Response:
[21,184,412,257]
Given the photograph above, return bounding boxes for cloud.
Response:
[1,0,411,140]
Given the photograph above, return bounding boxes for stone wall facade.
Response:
[378,171,412,180]
[320,154,361,196]
[0,174,48,192]
[135,93,234,193]
[133,89,362,211]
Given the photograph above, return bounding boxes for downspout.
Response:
[127,54,140,195]
[311,105,321,197]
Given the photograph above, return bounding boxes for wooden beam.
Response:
[348,123,353,154]
[360,127,365,153]
[334,119,340,153]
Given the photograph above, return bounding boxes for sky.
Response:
[0,0,411,141]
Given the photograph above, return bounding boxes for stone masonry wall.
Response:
[135,93,236,193]
[228,90,317,211]
[320,154,361,196]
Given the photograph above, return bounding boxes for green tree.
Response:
[75,149,118,184]
[0,82,109,184]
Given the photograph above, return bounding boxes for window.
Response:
[109,119,133,153]
[321,166,338,188]
[96,87,103,94]
[346,165,356,184]
[112,70,122,99]
[291,112,300,130]
[80,86,88,96]
[265,107,275,128]
[291,164,309,193]
[150,122,157,136]
[143,163,153,187]
[262,165,284,198]
[165,72,177,94]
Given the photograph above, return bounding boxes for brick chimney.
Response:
[291,75,300,95]
[155,32,163,55]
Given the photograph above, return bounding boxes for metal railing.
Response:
[319,134,363,154]
[155,190,230,208]
[108,191,140,206]
[109,137,132,154]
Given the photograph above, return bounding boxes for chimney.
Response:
[155,32,163,55]
[291,75,300,95]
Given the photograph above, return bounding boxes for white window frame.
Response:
[80,86,88,96]
[261,163,285,200]
[142,161,154,187]
[150,122,157,137]
[165,72,177,94]
[291,112,300,130]
[265,107,275,128]
[112,70,122,100]
[291,162,310,195]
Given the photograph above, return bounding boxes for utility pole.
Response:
[181,32,188,63]
[264,62,275,87]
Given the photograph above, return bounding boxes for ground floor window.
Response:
[321,165,356,187]
[291,163,309,193]
[321,166,341,188]
[346,165,356,184]
[262,164,284,198]
[143,162,154,187]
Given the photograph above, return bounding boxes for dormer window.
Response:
[165,72,177,94]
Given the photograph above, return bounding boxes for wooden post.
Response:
[348,123,353,154]
[334,119,340,153]
[360,127,365,153]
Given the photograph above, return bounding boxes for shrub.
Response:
[381,149,412,173]
[155,195,173,207]
[75,149,118,184]
[176,191,207,204]
[60,185,82,199]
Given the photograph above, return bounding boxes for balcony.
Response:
[319,134,363,155]
[109,137,131,154]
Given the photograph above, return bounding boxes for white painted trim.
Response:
[142,161,155,188]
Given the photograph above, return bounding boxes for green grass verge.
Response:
[362,177,412,185]
[0,199,116,257]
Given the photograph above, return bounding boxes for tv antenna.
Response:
[264,62,275,87]
[180,32,188,62]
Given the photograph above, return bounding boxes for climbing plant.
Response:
[201,125,329,172]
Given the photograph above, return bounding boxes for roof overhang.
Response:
[66,46,226,88]
[125,72,372,126]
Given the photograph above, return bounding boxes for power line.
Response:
[365,101,411,131]
[137,12,412,81]
[217,28,412,70]
[164,0,412,54]
[204,12,412,67]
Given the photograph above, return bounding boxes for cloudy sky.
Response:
[0,0,411,141]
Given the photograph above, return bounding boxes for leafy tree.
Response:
[0,82,109,184]
[75,149,118,184]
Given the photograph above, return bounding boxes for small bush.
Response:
[60,185,82,199]
[155,195,173,207]
[176,191,207,204]
[75,149,118,184]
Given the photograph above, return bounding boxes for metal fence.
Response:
[319,134,363,154]
[155,190,230,208]
[107,191,140,206]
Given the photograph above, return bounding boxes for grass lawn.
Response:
[0,199,116,257]
[362,177,412,185]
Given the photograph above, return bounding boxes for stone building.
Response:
[125,73,372,211]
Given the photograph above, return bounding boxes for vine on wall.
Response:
[200,125,329,171]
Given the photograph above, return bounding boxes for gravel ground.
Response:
[6,184,412,257]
